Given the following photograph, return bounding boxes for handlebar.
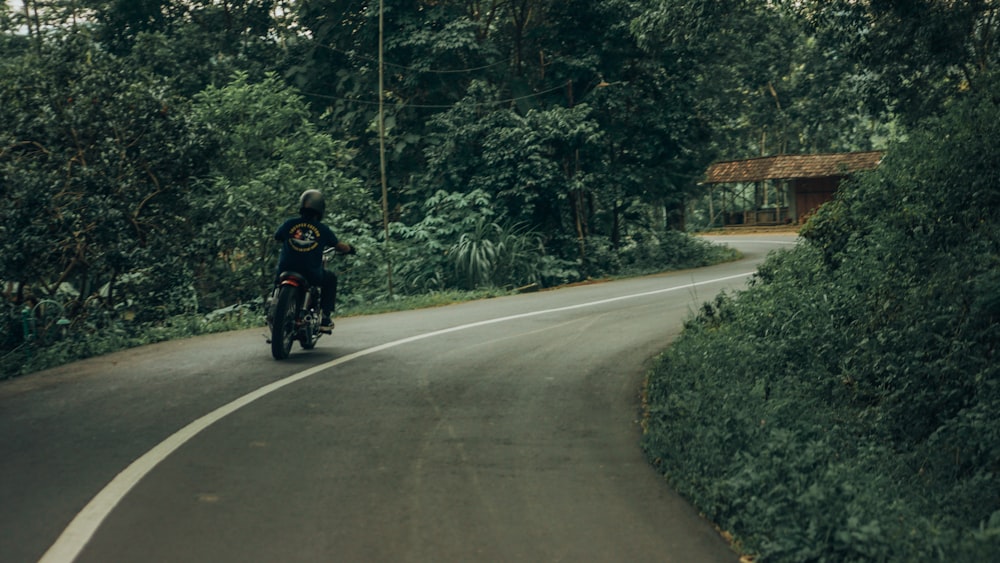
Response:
[323,246,356,257]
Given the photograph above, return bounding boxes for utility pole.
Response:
[378,0,393,295]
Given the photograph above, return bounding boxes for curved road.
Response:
[1,234,796,563]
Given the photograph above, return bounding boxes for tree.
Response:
[644,73,1000,560]
[635,0,887,159]
[0,32,206,325]
[188,71,377,308]
[811,0,999,124]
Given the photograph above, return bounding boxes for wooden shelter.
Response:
[702,151,884,226]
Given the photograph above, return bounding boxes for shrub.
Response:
[643,76,1000,561]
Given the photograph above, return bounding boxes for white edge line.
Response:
[40,270,753,563]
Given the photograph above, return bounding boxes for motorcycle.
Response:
[266,247,340,360]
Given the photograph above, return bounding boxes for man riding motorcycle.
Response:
[274,189,354,332]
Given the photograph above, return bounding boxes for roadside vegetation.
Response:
[3,233,736,379]
[2,2,998,560]
[2,1,751,379]
[1,287,490,377]
[642,77,1000,562]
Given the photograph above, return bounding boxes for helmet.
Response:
[298,189,326,219]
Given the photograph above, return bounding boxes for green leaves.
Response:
[1,32,198,317]
[392,189,544,291]
[0,37,379,356]
[449,219,541,290]
[644,80,1000,561]
[816,0,998,125]
[188,71,375,307]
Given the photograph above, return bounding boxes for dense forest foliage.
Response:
[2,0,907,366]
[637,2,999,559]
[643,77,1000,561]
[2,1,998,558]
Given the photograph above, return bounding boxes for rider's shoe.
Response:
[320,316,334,334]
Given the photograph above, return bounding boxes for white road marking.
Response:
[40,271,753,562]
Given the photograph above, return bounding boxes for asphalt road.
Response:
[1,234,797,563]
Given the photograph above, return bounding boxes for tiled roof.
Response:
[703,151,884,184]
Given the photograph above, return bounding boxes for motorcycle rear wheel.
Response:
[301,326,320,349]
[271,285,299,360]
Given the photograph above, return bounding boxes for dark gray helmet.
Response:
[298,189,326,218]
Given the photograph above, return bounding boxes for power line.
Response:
[301,83,567,109]
[311,39,512,75]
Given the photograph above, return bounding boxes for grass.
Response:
[4,234,739,379]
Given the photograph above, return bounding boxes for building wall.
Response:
[792,176,841,222]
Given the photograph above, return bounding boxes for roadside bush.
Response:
[643,77,1000,561]
[620,228,740,275]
